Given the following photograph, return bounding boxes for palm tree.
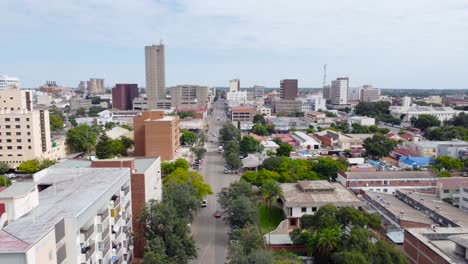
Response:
[260,179,283,222]
[313,226,341,263]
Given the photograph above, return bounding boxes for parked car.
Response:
[201,200,208,207]
[214,210,222,218]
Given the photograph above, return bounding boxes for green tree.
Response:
[0,175,11,187]
[363,134,397,159]
[104,121,117,130]
[164,182,201,221]
[91,96,101,104]
[49,115,64,132]
[310,204,339,230]
[139,201,197,263]
[69,116,78,127]
[240,136,263,156]
[438,171,452,178]
[332,251,369,264]
[161,158,190,176]
[163,168,213,199]
[88,106,105,117]
[75,107,86,117]
[313,226,341,263]
[197,131,208,144]
[143,237,171,264]
[65,125,97,153]
[276,143,293,157]
[119,136,134,149]
[218,180,257,228]
[180,129,198,146]
[434,155,463,172]
[413,114,441,131]
[95,135,114,159]
[311,157,348,181]
[17,159,42,174]
[191,146,207,161]
[248,249,274,264]
[177,111,196,119]
[260,179,283,222]
[224,140,240,156]
[232,225,265,256]
[447,112,468,128]
[0,162,9,174]
[253,114,266,125]
[225,151,242,170]
[40,159,56,170]
[219,122,241,144]
[252,123,269,136]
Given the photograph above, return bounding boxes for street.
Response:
[190,100,240,264]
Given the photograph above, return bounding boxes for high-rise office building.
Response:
[280,79,298,100]
[253,85,265,99]
[134,111,180,160]
[87,79,98,94]
[229,79,240,92]
[330,77,349,105]
[0,87,51,169]
[170,85,209,109]
[348,86,362,100]
[79,81,86,93]
[145,43,166,109]
[360,85,380,102]
[322,85,331,100]
[112,84,140,110]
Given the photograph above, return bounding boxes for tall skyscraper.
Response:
[145,43,166,109]
[112,84,140,110]
[280,79,298,100]
[170,85,209,109]
[331,77,349,105]
[322,85,331,100]
[229,79,240,92]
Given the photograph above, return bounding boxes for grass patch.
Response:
[258,203,285,234]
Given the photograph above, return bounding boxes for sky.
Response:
[1,0,468,89]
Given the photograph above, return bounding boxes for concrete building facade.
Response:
[170,85,209,109]
[0,75,20,90]
[231,106,257,122]
[112,84,140,110]
[134,111,180,160]
[0,166,133,264]
[0,88,53,169]
[360,85,380,102]
[279,79,298,100]
[331,77,348,105]
[229,79,240,92]
[272,99,302,115]
[145,43,166,109]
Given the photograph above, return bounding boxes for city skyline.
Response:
[2,0,468,89]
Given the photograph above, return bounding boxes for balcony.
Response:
[101,224,110,241]
[112,226,122,240]
[99,236,111,259]
[81,243,96,263]
[110,195,120,208]
[80,224,95,242]
[98,208,109,223]
[121,185,130,196]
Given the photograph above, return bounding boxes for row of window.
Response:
[0,125,29,129]
[0,154,23,158]
[0,146,30,150]
[0,138,31,143]
[4,118,27,122]
[0,132,30,136]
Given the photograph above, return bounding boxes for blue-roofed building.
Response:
[399,156,434,169]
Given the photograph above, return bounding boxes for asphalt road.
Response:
[190,100,240,264]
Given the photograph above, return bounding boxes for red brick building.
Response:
[112,84,140,110]
[280,79,298,100]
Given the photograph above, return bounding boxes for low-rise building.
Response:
[0,166,133,264]
[405,140,468,158]
[299,96,326,112]
[460,183,468,213]
[267,117,309,132]
[314,130,364,150]
[389,106,463,123]
[347,116,375,126]
[291,131,321,150]
[226,91,247,107]
[257,106,271,117]
[404,227,468,264]
[304,111,335,127]
[437,177,468,207]
[337,170,438,194]
[170,85,209,109]
[231,106,256,122]
[280,180,362,228]
[437,143,468,159]
[398,156,434,169]
[272,99,302,115]
[132,98,148,111]
[261,140,279,153]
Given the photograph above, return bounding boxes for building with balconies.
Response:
[0,165,133,264]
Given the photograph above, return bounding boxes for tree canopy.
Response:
[363,134,397,159]
[218,180,257,228]
[0,162,9,174]
[240,136,263,156]
[65,125,97,153]
[276,143,293,157]
[219,122,241,144]
[163,168,212,199]
[17,159,56,174]
[180,129,198,146]
[413,114,441,131]
[253,114,266,125]
[49,109,64,132]
[161,158,190,176]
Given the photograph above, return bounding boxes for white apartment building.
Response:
[0,87,54,169]
[330,77,349,105]
[145,43,166,109]
[360,85,380,102]
[405,140,468,157]
[170,85,209,109]
[348,116,376,126]
[300,96,326,112]
[390,106,463,123]
[132,98,148,111]
[402,96,412,107]
[226,91,247,107]
[0,166,133,264]
[229,79,240,92]
[257,106,271,117]
[0,75,20,90]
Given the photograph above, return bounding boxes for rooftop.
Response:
[343,170,436,180]
[392,147,421,157]
[134,157,160,174]
[0,167,130,253]
[231,105,256,111]
[414,140,468,148]
[365,191,433,225]
[398,190,468,228]
[406,227,468,264]
[437,177,468,190]
[281,181,362,207]
[0,182,36,199]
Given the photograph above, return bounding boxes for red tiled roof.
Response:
[399,133,413,141]
[393,148,420,157]
[247,134,264,142]
[438,177,468,190]
[272,134,297,146]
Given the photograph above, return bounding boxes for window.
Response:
[17,146,22,150]
[16,132,20,136]
[290,218,297,226]
[26,118,29,121]
[15,125,20,128]
[5,125,10,129]
[444,190,450,193]
[16,139,21,143]
[15,118,20,121]
[312,207,318,212]
[301,207,307,213]
[7,146,12,149]
[5,118,10,121]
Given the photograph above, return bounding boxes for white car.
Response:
[201,200,208,207]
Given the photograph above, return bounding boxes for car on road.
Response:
[201,200,207,207]
[214,210,222,218]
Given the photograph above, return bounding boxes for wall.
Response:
[403,230,451,264]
